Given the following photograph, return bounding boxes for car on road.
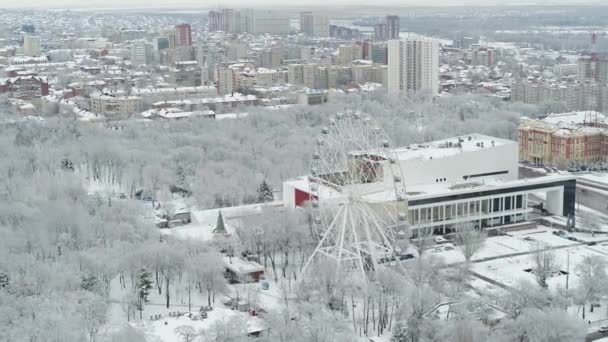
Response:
[524,236,534,241]
[587,241,598,246]
[599,325,608,333]
[566,236,578,242]
[552,230,567,237]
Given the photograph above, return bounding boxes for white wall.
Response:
[385,142,519,188]
[546,189,564,216]
[387,40,400,96]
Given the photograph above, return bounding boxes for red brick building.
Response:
[175,24,192,47]
[0,76,49,99]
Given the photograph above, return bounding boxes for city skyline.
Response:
[2,0,604,9]
[1,4,608,342]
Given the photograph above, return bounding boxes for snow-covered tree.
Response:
[174,325,197,342]
[256,180,274,203]
[214,211,226,234]
[136,268,153,318]
[502,308,586,342]
[456,222,485,264]
[574,255,608,319]
[533,247,556,289]
[391,321,408,342]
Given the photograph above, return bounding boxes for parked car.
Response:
[524,236,534,241]
[398,253,415,260]
[567,236,578,242]
[588,241,598,246]
[599,326,608,333]
[552,230,567,237]
[434,236,448,244]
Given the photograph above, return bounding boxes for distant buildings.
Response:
[511,79,608,113]
[374,15,400,41]
[208,11,223,32]
[170,61,206,87]
[288,64,305,86]
[519,111,608,167]
[250,10,290,35]
[299,12,329,38]
[370,42,388,65]
[297,89,328,105]
[175,24,192,47]
[90,94,143,115]
[470,47,496,67]
[130,41,154,66]
[374,24,387,41]
[23,35,41,56]
[385,15,400,40]
[352,63,388,86]
[215,67,236,95]
[329,25,361,40]
[222,9,239,33]
[578,56,608,83]
[553,64,578,77]
[21,24,35,34]
[337,44,363,65]
[388,38,439,96]
[0,75,49,99]
[208,9,289,35]
[9,56,48,66]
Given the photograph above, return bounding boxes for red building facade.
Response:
[175,24,192,47]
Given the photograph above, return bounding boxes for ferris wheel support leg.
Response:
[348,209,369,289]
[361,202,395,251]
[335,206,349,279]
[300,205,345,277]
[361,207,379,272]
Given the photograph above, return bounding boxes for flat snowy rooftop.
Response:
[390,134,514,162]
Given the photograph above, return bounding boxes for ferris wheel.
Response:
[301,110,409,282]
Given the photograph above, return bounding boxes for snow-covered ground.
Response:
[471,241,608,292]
[107,272,281,342]
[132,307,264,342]
[159,201,282,242]
[426,225,599,266]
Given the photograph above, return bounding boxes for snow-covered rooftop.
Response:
[223,257,264,275]
[390,134,514,162]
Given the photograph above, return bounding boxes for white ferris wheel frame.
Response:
[301,110,409,283]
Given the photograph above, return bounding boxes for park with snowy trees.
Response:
[0,92,598,341]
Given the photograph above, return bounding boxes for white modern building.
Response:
[283,134,576,234]
[388,38,439,96]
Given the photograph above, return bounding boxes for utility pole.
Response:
[565,250,571,310]
[566,251,570,290]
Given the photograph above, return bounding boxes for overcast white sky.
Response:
[0,0,593,9]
